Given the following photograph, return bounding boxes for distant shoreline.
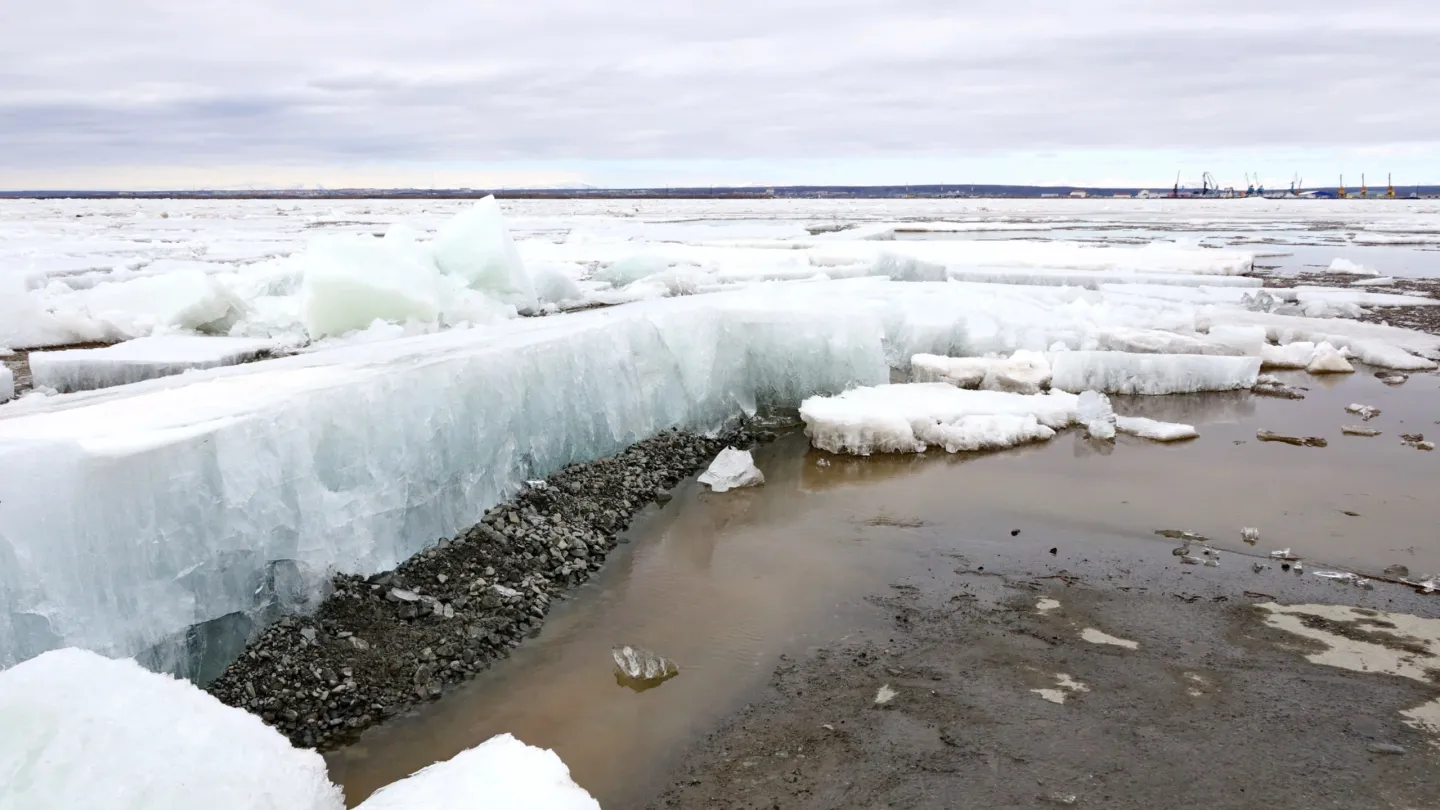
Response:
[4,185,1438,201]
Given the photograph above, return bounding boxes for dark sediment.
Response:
[207,428,760,751]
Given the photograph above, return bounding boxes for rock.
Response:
[348,636,370,651]
[387,588,422,603]
[1384,564,1411,579]
[1367,743,1407,755]
[299,627,317,644]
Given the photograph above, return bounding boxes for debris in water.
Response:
[1180,555,1202,565]
[1257,430,1327,448]
[1252,563,1267,573]
[1270,548,1299,560]
[1345,404,1381,421]
[874,684,897,705]
[698,447,765,492]
[1342,510,1361,517]
[1384,564,1411,579]
[1041,794,1079,806]
[1204,559,1219,568]
[1241,527,1259,545]
[815,457,831,468]
[1049,547,1058,555]
[1011,529,1021,537]
[1341,425,1382,437]
[1314,571,1361,583]
[1252,376,1305,399]
[1156,529,1209,543]
[612,645,679,690]
[1171,545,1191,557]
[1375,372,1409,386]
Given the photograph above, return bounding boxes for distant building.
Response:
[1112,192,1131,198]
[1136,190,1157,198]
[1040,193,1061,198]
[1069,190,1089,199]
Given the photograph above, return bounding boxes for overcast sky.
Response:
[4,0,1439,189]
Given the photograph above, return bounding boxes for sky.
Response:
[3,0,1439,190]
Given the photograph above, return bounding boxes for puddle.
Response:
[1258,603,1440,739]
[329,369,1440,805]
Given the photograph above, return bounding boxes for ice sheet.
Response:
[0,292,887,669]
[799,383,1078,455]
[0,648,343,810]
[30,336,277,393]
[354,734,599,810]
[1050,352,1261,395]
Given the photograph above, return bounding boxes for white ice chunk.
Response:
[529,263,585,305]
[0,648,343,810]
[1328,258,1379,276]
[1343,339,1438,371]
[800,384,1076,455]
[1306,342,1355,374]
[911,350,1051,393]
[72,270,248,338]
[595,254,670,286]
[1351,277,1396,287]
[1077,391,1116,440]
[431,196,537,311]
[0,366,11,403]
[1204,325,1268,357]
[1114,416,1199,442]
[354,734,599,810]
[299,232,442,339]
[698,447,765,492]
[1050,352,1260,395]
[1261,341,1316,369]
[30,336,276,394]
[1095,328,1229,356]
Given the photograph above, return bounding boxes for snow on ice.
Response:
[698,447,765,492]
[0,648,344,810]
[30,336,277,393]
[1050,352,1261,395]
[0,648,599,810]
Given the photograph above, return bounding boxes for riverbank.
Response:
[649,539,1440,809]
[206,427,762,750]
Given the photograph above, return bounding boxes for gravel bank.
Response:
[207,427,762,750]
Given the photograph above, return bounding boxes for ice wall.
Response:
[0,648,344,810]
[0,292,886,669]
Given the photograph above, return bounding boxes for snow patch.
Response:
[1081,628,1139,650]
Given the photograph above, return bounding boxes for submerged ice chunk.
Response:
[299,232,442,339]
[431,196,536,311]
[611,645,680,684]
[1077,391,1116,441]
[800,384,1075,455]
[30,336,276,393]
[698,447,765,492]
[355,733,599,810]
[1050,352,1260,395]
[1114,416,1198,442]
[0,648,343,810]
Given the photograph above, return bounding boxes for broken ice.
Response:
[698,447,765,493]
[612,645,679,687]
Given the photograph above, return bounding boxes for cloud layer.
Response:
[3,0,1438,184]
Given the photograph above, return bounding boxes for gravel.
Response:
[207,427,762,751]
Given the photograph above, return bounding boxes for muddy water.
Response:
[328,368,1439,806]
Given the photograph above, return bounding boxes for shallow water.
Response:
[328,368,1440,806]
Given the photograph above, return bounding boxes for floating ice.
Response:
[30,336,276,393]
[1341,425,1381,437]
[1327,258,1379,276]
[698,447,765,493]
[1077,391,1116,440]
[1114,415,1198,442]
[431,196,537,311]
[800,384,1076,456]
[612,645,679,683]
[0,648,344,810]
[355,733,600,810]
[1306,342,1355,374]
[1050,352,1260,395]
[299,231,442,339]
[1261,341,1316,369]
[1241,527,1260,545]
[1345,403,1381,421]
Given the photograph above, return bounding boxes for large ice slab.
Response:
[354,734,599,810]
[29,336,277,393]
[911,350,1051,393]
[299,231,443,339]
[0,291,887,669]
[0,648,343,810]
[800,383,1079,455]
[431,196,537,312]
[1051,352,1261,395]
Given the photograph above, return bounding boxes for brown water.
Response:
[328,367,1440,807]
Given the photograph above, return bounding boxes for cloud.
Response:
[2,0,1438,185]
